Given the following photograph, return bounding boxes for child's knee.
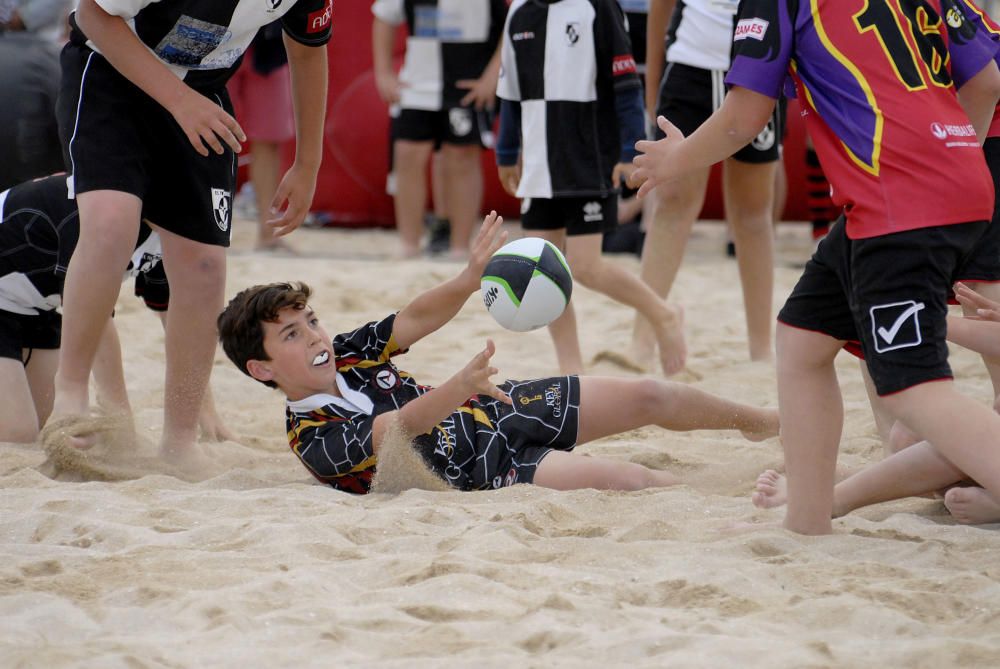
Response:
[633,379,670,415]
[887,421,919,454]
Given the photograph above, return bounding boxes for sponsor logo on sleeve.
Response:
[612,54,637,76]
[734,18,769,41]
[307,0,333,34]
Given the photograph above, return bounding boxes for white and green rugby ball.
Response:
[480,237,573,332]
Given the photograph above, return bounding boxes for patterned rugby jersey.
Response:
[0,174,165,316]
[72,0,333,91]
[726,0,997,239]
[497,0,641,198]
[285,314,580,493]
[371,0,508,110]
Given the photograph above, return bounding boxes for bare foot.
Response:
[255,238,299,256]
[198,412,239,443]
[740,408,780,442]
[944,486,1000,524]
[651,304,686,376]
[160,442,224,481]
[751,469,788,509]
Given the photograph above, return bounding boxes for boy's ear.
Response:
[246,359,274,383]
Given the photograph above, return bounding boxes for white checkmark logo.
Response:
[876,302,925,344]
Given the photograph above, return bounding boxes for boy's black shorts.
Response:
[520,194,618,237]
[393,106,493,149]
[778,217,989,396]
[656,62,783,164]
[955,137,1000,282]
[0,309,61,362]
[57,43,236,247]
[487,376,580,488]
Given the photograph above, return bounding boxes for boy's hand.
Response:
[457,70,499,111]
[955,282,1000,322]
[458,340,512,404]
[632,115,687,197]
[267,163,319,237]
[613,162,636,189]
[498,164,521,197]
[460,211,508,290]
[171,87,246,157]
[375,71,403,105]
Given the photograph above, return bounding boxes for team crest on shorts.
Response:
[870,300,925,353]
[211,188,231,232]
[449,108,473,137]
[752,119,776,151]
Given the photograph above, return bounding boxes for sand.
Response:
[2,219,1000,668]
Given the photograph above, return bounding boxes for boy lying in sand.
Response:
[217,212,779,493]
[754,284,1000,526]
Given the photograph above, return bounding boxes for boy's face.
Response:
[250,305,336,400]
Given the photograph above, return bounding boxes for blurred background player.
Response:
[632,0,783,365]
[372,0,508,259]
[496,0,685,376]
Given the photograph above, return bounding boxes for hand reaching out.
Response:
[497,164,521,197]
[955,282,1000,322]
[462,211,508,289]
[630,115,687,196]
[457,339,512,404]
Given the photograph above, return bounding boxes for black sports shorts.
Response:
[521,194,618,237]
[778,217,989,396]
[0,309,61,362]
[955,136,1000,283]
[393,106,493,149]
[655,62,783,164]
[57,42,236,247]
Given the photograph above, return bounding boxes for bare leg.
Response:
[566,234,685,376]
[964,281,1000,406]
[859,360,895,447]
[531,229,583,374]
[393,139,434,257]
[92,318,132,417]
[439,143,482,259]
[575,376,779,444]
[51,190,141,420]
[880,380,1000,510]
[0,357,42,443]
[156,228,226,466]
[533,450,680,490]
[753,439,965,516]
[249,140,292,251]
[723,158,776,361]
[154,311,235,442]
[631,168,711,362]
[775,322,846,534]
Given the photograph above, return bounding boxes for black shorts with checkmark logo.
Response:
[778,216,989,396]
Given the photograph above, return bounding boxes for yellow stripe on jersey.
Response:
[458,406,494,429]
[812,0,884,176]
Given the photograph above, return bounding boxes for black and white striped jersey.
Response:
[0,175,164,315]
[664,0,739,71]
[72,0,333,91]
[372,0,508,111]
[497,0,640,199]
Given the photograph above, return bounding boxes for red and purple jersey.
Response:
[726,0,998,239]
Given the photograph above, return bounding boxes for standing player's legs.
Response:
[565,231,686,376]
[0,356,41,443]
[156,229,226,462]
[23,349,59,431]
[723,157,777,361]
[526,226,583,374]
[775,323,847,534]
[631,168,709,363]
[392,138,435,257]
[439,142,482,259]
[51,190,142,420]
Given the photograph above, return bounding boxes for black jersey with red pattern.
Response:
[285,314,580,493]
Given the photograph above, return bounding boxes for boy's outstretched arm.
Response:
[957,60,1000,143]
[371,339,512,448]
[75,0,245,157]
[391,212,507,351]
[630,86,775,197]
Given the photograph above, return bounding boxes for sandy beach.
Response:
[2,218,999,668]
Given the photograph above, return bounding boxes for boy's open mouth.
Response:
[312,351,330,366]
